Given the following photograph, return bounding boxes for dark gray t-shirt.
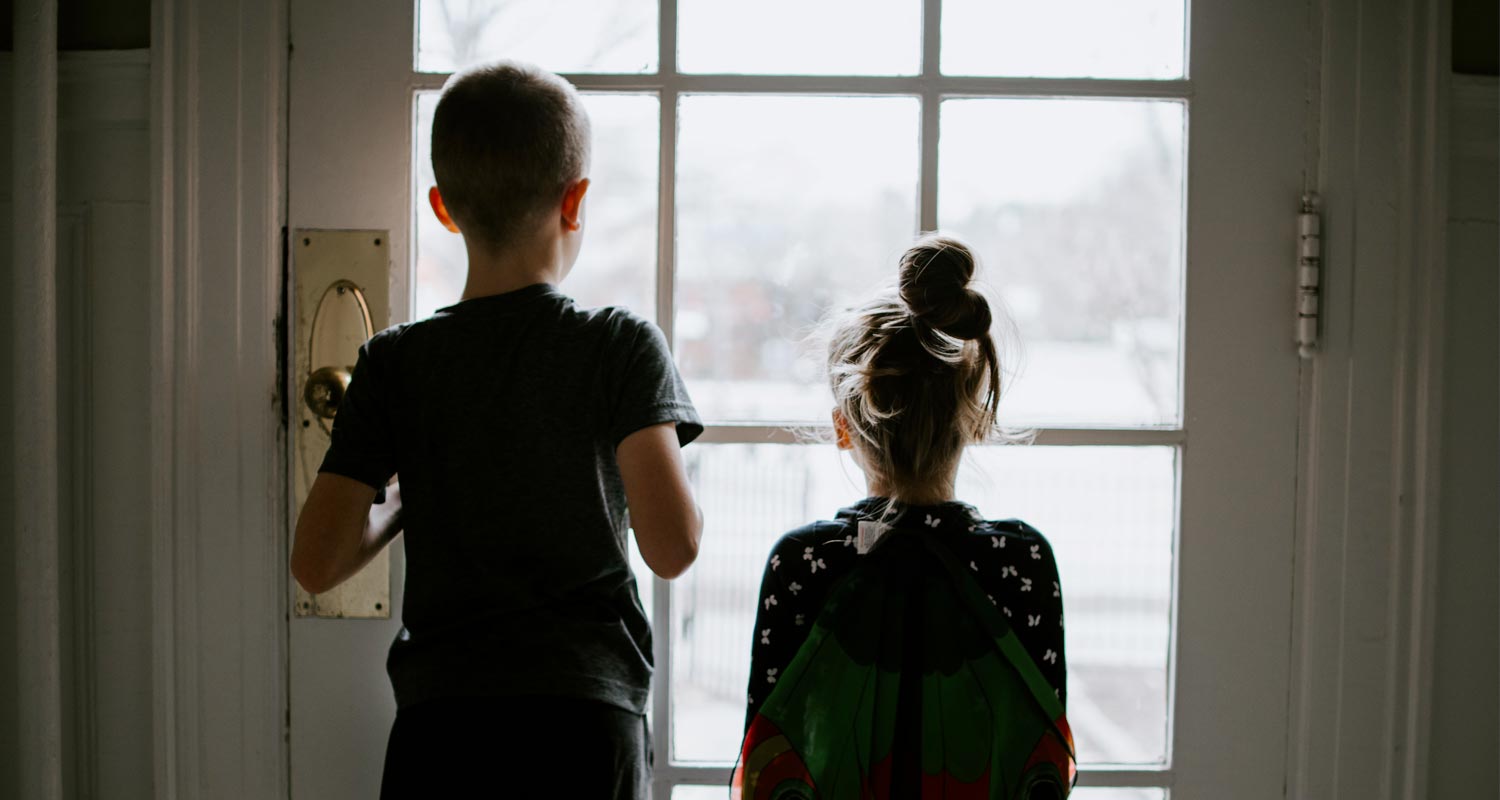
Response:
[319,283,702,714]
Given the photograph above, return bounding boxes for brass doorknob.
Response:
[304,366,352,420]
[303,278,373,433]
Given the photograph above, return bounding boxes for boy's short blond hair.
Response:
[432,60,592,249]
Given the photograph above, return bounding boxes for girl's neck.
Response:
[865,477,956,506]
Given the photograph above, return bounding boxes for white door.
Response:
[288,2,1306,797]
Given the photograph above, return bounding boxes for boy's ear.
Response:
[428,186,461,234]
[560,178,591,232]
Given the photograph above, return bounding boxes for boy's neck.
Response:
[459,229,568,301]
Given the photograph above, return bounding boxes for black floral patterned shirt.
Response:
[744,497,1068,731]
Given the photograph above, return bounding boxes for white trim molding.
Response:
[150,0,290,796]
[1287,0,1451,797]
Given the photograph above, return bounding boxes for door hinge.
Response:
[1297,193,1321,359]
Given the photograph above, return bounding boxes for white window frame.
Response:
[411,1,1188,793]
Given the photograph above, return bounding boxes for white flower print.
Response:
[1043,649,1058,664]
[1030,544,1041,560]
[924,514,941,528]
[760,628,772,645]
[987,594,997,606]
[1020,577,1033,592]
[842,534,855,547]
[992,536,1004,549]
[794,613,805,626]
[763,594,778,610]
[968,524,977,532]
[803,546,815,561]
[788,581,802,595]
[1003,606,1013,617]
[766,668,778,684]
[969,560,979,572]
[809,556,826,573]
[1052,580,1060,598]
[1028,614,1041,627]
[1001,565,1018,579]
[770,554,781,570]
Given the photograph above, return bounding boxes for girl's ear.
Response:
[832,408,853,451]
[429,186,461,234]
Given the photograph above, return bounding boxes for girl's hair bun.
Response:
[897,234,992,340]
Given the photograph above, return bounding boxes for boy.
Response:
[291,61,703,799]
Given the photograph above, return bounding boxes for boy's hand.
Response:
[292,473,404,594]
[617,423,702,580]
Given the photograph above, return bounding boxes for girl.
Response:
[735,234,1073,798]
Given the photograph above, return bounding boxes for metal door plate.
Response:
[292,229,392,619]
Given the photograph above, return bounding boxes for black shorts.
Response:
[379,695,651,799]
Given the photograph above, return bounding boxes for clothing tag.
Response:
[857,521,889,555]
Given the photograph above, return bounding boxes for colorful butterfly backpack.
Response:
[732,528,1075,800]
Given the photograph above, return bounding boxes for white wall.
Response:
[1,51,155,800]
[1427,74,1499,798]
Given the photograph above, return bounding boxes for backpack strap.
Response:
[910,530,1074,758]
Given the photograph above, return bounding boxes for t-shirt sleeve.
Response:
[608,315,704,447]
[318,340,397,492]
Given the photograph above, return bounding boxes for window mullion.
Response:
[655,0,679,791]
[922,0,942,77]
[651,84,678,786]
[656,764,1174,789]
[919,89,940,233]
[694,424,1186,446]
[919,0,942,231]
[655,97,678,345]
[413,70,1193,97]
[656,0,680,344]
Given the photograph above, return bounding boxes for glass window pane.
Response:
[679,0,920,75]
[957,446,1174,765]
[939,99,1185,427]
[671,443,1174,766]
[672,789,725,800]
[675,96,919,423]
[942,0,1185,79]
[415,0,656,74]
[670,443,862,763]
[413,92,659,320]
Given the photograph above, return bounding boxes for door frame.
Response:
[136,0,1450,798]
[147,0,289,796]
[1285,0,1453,797]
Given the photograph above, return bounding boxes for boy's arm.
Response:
[291,473,403,594]
[617,422,701,580]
